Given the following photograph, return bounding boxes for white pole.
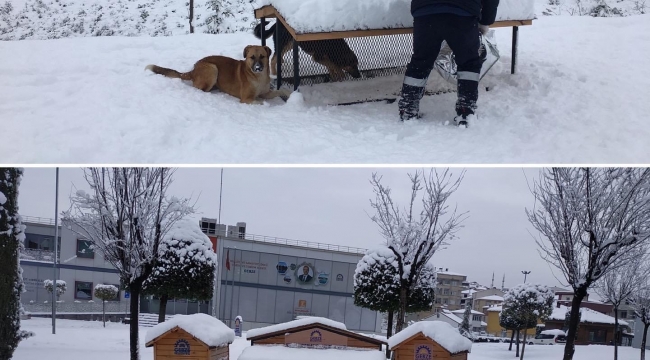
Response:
[212,168,224,318]
[52,168,59,334]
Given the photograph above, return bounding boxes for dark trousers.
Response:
[399,13,483,118]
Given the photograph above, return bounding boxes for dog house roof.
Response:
[388,321,472,354]
[145,313,235,348]
[254,0,535,34]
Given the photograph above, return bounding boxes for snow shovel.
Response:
[433,29,500,85]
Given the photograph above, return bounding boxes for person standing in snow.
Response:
[398,0,499,127]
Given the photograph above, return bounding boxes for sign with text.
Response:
[414,344,435,360]
[285,328,348,347]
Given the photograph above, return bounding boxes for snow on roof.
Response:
[255,0,535,34]
[486,306,503,312]
[451,309,484,316]
[246,317,347,339]
[436,270,466,277]
[461,290,476,295]
[476,295,504,301]
[240,344,385,360]
[480,321,487,326]
[388,321,472,354]
[145,313,234,347]
[549,305,628,326]
[541,329,566,336]
[421,310,462,325]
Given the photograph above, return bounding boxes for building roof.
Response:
[486,306,503,312]
[437,270,467,277]
[451,309,484,316]
[548,305,628,326]
[476,295,504,301]
[145,313,234,348]
[388,321,472,354]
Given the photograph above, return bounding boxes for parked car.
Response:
[531,329,567,345]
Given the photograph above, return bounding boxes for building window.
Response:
[444,288,450,295]
[75,281,93,300]
[435,298,441,304]
[25,233,61,251]
[449,299,455,305]
[473,315,482,321]
[443,298,448,304]
[451,280,458,286]
[76,239,95,259]
[444,280,451,285]
[621,311,628,318]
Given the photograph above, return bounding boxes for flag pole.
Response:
[52,167,59,334]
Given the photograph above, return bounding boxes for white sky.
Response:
[17,167,571,291]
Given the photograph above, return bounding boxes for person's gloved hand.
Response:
[479,24,490,35]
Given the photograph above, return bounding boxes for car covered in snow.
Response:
[530,329,567,345]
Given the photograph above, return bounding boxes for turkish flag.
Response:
[225,250,231,271]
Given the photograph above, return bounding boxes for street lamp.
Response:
[521,271,531,283]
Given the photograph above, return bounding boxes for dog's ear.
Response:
[263,46,272,57]
[243,45,253,59]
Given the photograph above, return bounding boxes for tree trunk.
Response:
[395,287,408,333]
[515,330,520,357]
[520,330,528,360]
[103,300,106,328]
[509,330,515,351]
[0,168,26,360]
[158,294,169,323]
[386,310,394,358]
[189,0,194,33]
[641,323,649,360]
[614,305,619,360]
[563,288,587,360]
[129,286,141,360]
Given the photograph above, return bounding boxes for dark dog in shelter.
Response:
[254,20,362,82]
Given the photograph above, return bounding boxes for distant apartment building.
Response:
[434,269,467,311]
[473,294,504,313]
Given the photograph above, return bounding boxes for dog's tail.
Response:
[145,64,192,81]
[253,20,275,40]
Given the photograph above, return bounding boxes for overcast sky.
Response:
[17,167,570,291]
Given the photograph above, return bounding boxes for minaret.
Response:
[491,272,495,288]
[502,274,505,291]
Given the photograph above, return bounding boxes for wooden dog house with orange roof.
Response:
[388,321,472,360]
[246,317,385,350]
[145,313,235,360]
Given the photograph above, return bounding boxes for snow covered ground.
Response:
[12,318,650,360]
[1,14,650,163]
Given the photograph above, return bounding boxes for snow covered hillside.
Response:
[1,14,649,163]
[11,318,650,360]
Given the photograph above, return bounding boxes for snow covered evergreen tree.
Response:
[499,305,522,351]
[504,284,555,360]
[369,169,466,332]
[0,168,32,360]
[354,247,436,345]
[64,168,195,360]
[459,299,472,339]
[527,168,650,360]
[94,284,119,328]
[143,219,217,323]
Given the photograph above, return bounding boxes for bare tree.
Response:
[527,168,650,360]
[595,247,650,360]
[632,281,650,360]
[369,169,467,332]
[64,168,195,360]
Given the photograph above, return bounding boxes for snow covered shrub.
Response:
[589,0,624,16]
[43,279,67,299]
[94,284,119,327]
[633,0,647,13]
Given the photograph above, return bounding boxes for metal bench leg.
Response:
[293,40,300,91]
[511,26,519,75]
[275,21,283,89]
[260,17,266,46]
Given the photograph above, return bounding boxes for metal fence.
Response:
[238,232,367,255]
[269,20,413,88]
[22,215,58,226]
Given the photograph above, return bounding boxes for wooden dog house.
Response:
[246,317,386,350]
[145,313,235,360]
[254,0,535,93]
[388,321,471,360]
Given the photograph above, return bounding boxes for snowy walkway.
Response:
[1,15,649,163]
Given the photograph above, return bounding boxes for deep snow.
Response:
[12,318,650,360]
[2,14,650,163]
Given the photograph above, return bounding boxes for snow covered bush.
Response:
[503,284,554,360]
[0,168,33,360]
[541,0,642,16]
[43,279,67,299]
[353,247,436,340]
[95,284,119,327]
[143,219,217,324]
[0,0,258,40]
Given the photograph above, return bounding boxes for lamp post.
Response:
[521,270,531,283]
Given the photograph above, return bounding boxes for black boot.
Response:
[398,83,425,121]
